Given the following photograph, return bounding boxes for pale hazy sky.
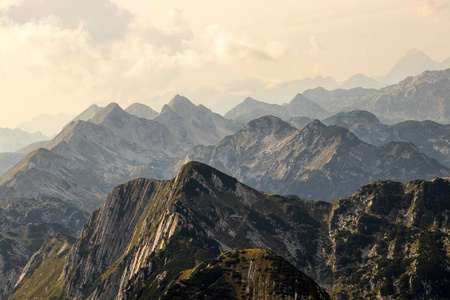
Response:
[0,0,449,128]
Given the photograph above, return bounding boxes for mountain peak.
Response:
[89,103,126,125]
[285,94,328,118]
[71,104,103,123]
[176,161,239,191]
[304,119,326,131]
[290,93,310,103]
[125,103,158,119]
[242,97,263,105]
[404,48,429,59]
[168,95,196,109]
[243,115,296,138]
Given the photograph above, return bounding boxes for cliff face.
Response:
[11,163,450,299]
[12,162,331,299]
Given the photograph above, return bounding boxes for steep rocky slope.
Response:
[10,163,450,299]
[184,116,449,201]
[323,110,450,167]
[11,162,332,299]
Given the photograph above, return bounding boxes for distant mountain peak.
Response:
[304,119,326,131]
[89,102,126,125]
[243,115,296,137]
[71,104,103,123]
[290,93,309,102]
[125,103,158,119]
[242,97,263,104]
[168,95,195,109]
[403,48,428,58]
[384,49,441,84]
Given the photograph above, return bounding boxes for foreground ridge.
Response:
[10,162,450,299]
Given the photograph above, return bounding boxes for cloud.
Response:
[6,0,133,44]
[308,35,326,54]
[416,0,450,17]
[132,7,193,53]
[204,24,286,64]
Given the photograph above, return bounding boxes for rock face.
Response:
[323,110,450,167]
[10,162,450,299]
[184,116,449,201]
[125,103,158,119]
[225,94,329,122]
[305,69,450,124]
[11,162,333,299]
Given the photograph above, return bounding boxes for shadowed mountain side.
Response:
[183,116,449,201]
[323,110,450,167]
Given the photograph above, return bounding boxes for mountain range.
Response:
[322,110,450,167]
[0,128,48,153]
[184,116,449,201]
[303,68,450,124]
[0,97,242,212]
[9,162,450,299]
[225,93,329,122]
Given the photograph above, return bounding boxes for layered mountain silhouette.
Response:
[304,68,450,124]
[381,48,450,85]
[225,93,329,122]
[323,110,450,167]
[125,103,158,119]
[0,128,48,153]
[9,162,450,299]
[156,95,243,146]
[0,97,242,212]
[184,116,449,201]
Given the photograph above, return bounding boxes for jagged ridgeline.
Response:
[10,162,450,299]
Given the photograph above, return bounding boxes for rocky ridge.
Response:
[184,116,449,201]
[323,110,450,167]
[304,69,450,124]
[9,162,450,299]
